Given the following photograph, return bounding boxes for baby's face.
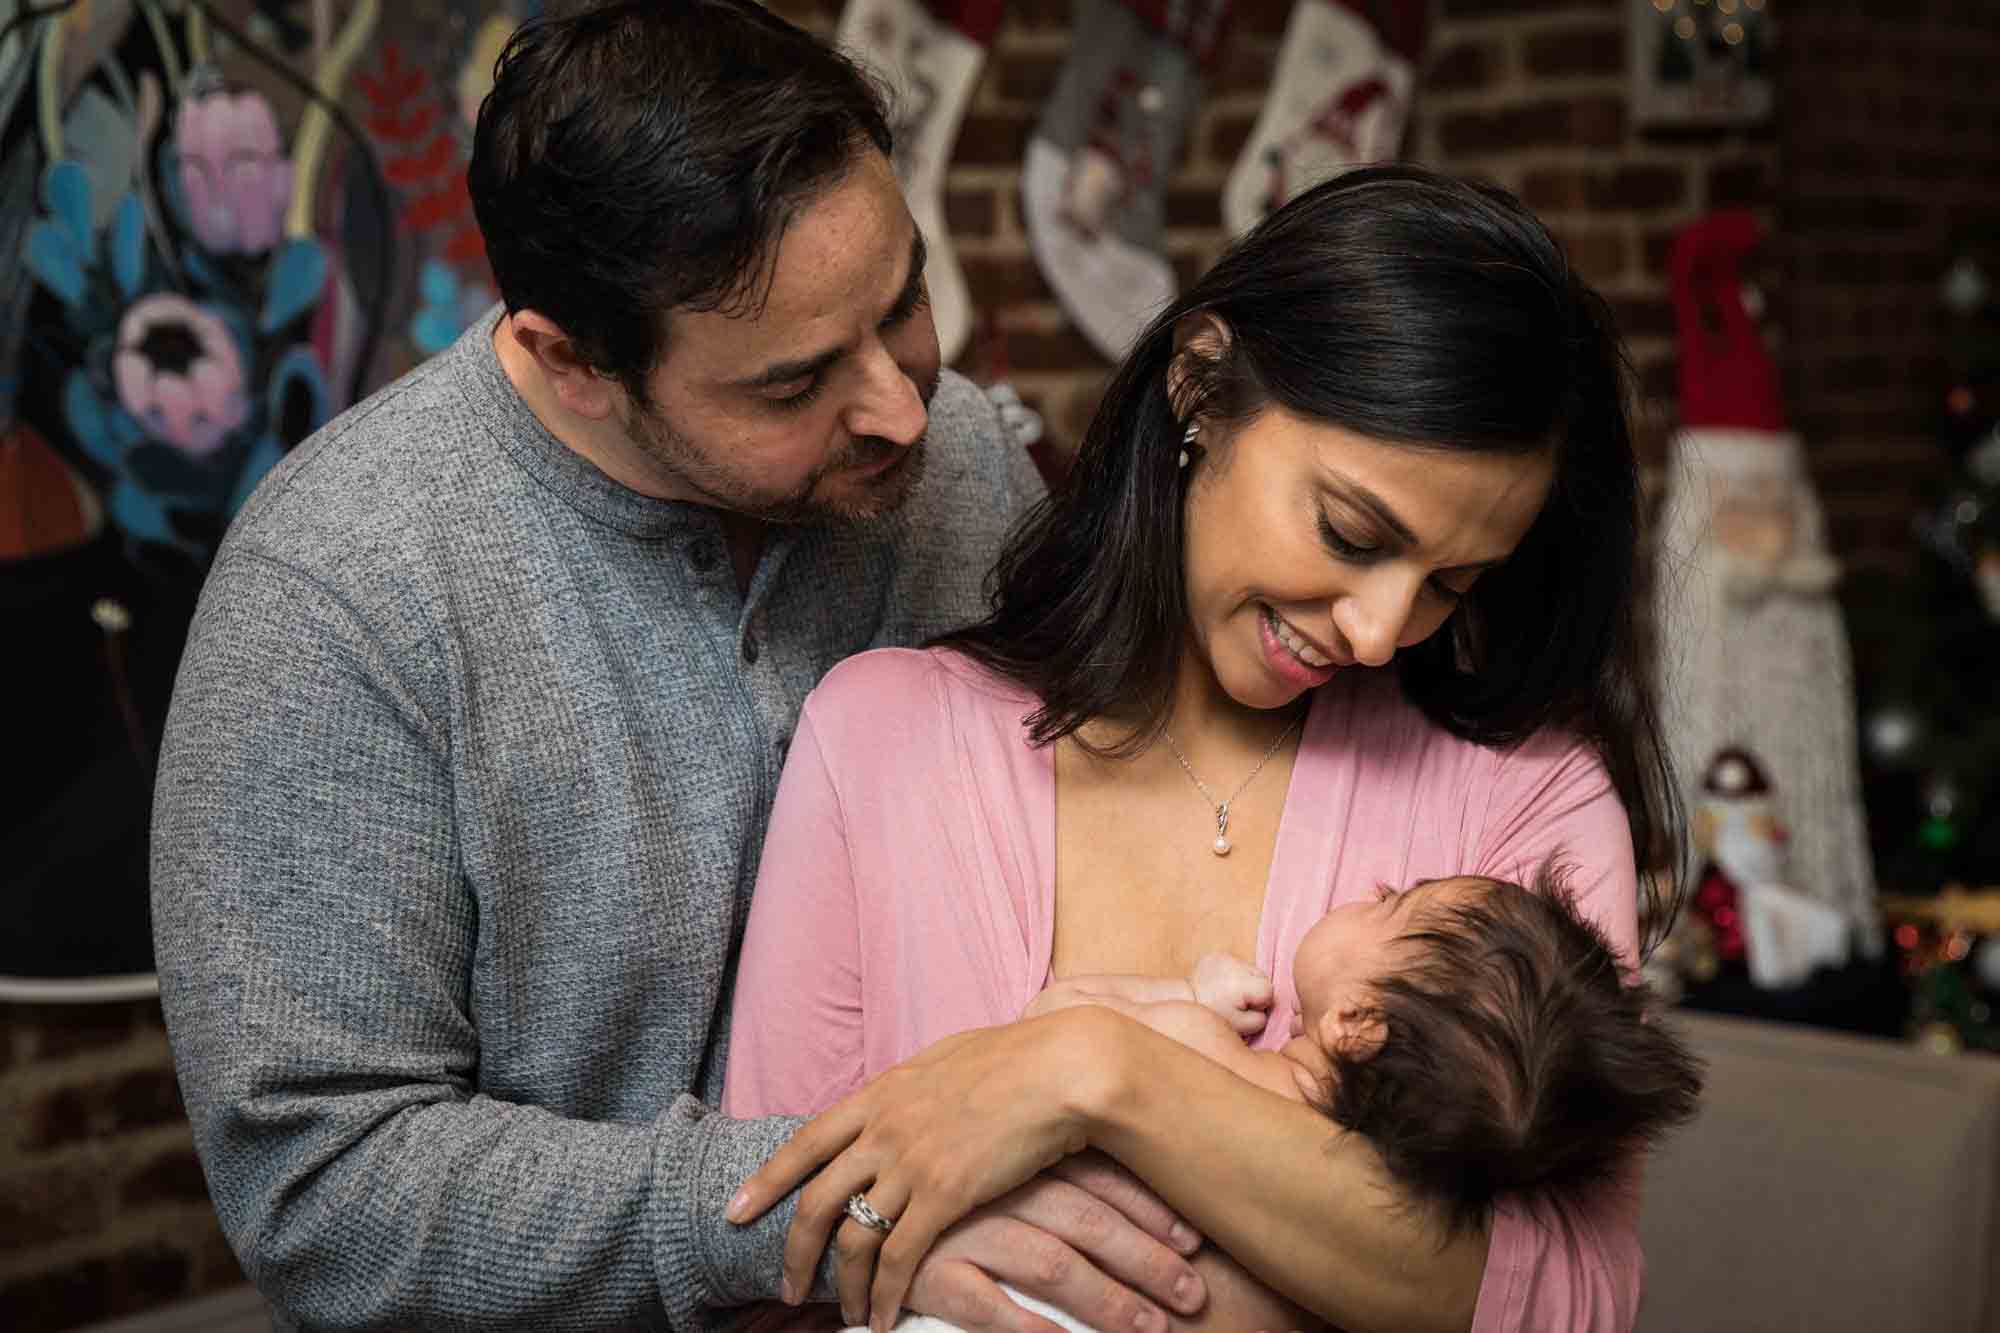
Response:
[1290,875,1495,1040]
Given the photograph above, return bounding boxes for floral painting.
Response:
[2,0,533,999]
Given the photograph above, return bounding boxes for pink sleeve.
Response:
[1469,733,1645,1333]
[721,701,868,1119]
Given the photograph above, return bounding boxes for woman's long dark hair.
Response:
[939,166,1686,952]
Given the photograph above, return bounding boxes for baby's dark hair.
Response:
[1309,863,1703,1238]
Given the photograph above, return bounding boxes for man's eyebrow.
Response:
[887,230,928,317]
[731,231,927,391]
[736,345,845,391]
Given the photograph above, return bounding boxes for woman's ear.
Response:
[1166,312,1232,422]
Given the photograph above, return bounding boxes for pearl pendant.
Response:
[1212,836,1232,857]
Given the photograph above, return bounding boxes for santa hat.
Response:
[1702,747,1773,800]
[1670,211,1786,432]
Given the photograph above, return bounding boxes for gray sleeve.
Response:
[151,550,808,1331]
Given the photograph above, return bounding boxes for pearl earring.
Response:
[1179,420,1198,470]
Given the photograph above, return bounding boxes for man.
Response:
[150,3,1204,1329]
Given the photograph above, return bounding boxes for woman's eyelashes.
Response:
[1316,511,1379,561]
[1315,509,1472,603]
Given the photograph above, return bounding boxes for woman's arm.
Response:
[734,1003,1488,1333]
[734,734,1651,1333]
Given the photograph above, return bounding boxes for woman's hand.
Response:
[727,1007,1169,1331]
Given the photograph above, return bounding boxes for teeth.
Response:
[1267,608,1332,668]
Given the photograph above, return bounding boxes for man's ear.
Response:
[507,309,619,420]
[1166,312,1231,422]
[1317,1005,1387,1064]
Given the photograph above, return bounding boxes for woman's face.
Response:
[1180,403,1556,712]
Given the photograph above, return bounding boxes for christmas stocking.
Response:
[837,0,1002,365]
[1221,0,1425,237]
[1021,0,1229,361]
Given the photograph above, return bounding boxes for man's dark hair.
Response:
[467,0,893,403]
[936,165,1688,953]
[1313,864,1704,1238]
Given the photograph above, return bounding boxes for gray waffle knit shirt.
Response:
[151,306,1045,1331]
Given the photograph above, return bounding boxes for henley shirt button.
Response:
[687,540,719,574]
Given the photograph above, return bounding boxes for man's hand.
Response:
[1188,953,1274,1037]
[884,1155,1204,1333]
[727,1007,1190,1333]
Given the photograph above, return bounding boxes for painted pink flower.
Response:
[175,89,294,256]
[112,294,251,456]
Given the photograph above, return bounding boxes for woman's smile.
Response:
[1258,604,1341,688]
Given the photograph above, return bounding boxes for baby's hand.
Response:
[1189,952,1274,1037]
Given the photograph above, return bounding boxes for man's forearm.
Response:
[186,1074,807,1331]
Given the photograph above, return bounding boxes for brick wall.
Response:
[1779,2,2000,572]
[0,1001,246,1331]
[767,0,1779,480]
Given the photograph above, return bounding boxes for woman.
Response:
[723,166,1683,1333]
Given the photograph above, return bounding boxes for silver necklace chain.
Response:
[1161,713,1303,857]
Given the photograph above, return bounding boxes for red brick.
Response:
[1206,111,1258,161]
[1436,96,1626,157]
[1006,325,1109,372]
[0,1246,192,1331]
[961,254,1053,306]
[943,189,997,237]
[1425,41,1497,94]
[1781,193,1924,232]
[1232,0,1294,37]
[0,1161,104,1250]
[14,1001,144,1064]
[22,1066,186,1153]
[1173,250,1208,292]
[191,1225,250,1296]
[1521,164,1686,213]
[1442,0,1613,14]
[1641,226,1680,277]
[1007,0,1073,32]
[1165,183,1222,229]
[1828,511,1918,565]
[1550,227,1628,283]
[120,1145,215,1211]
[1636,356,1678,406]
[1706,159,1769,209]
[954,112,1034,166]
[996,52,1064,105]
[1209,42,1278,96]
[1898,149,1966,182]
[765,0,839,26]
[1522,24,1624,79]
[1610,296,1676,341]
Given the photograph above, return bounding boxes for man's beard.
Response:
[624,399,930,526]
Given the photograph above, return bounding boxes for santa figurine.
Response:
[1652,211,1882,957]
[1687,747,1852,990]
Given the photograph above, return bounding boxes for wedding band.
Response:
[844,1193,895,1234]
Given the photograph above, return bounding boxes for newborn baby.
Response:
[1027,866,1704,1237]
